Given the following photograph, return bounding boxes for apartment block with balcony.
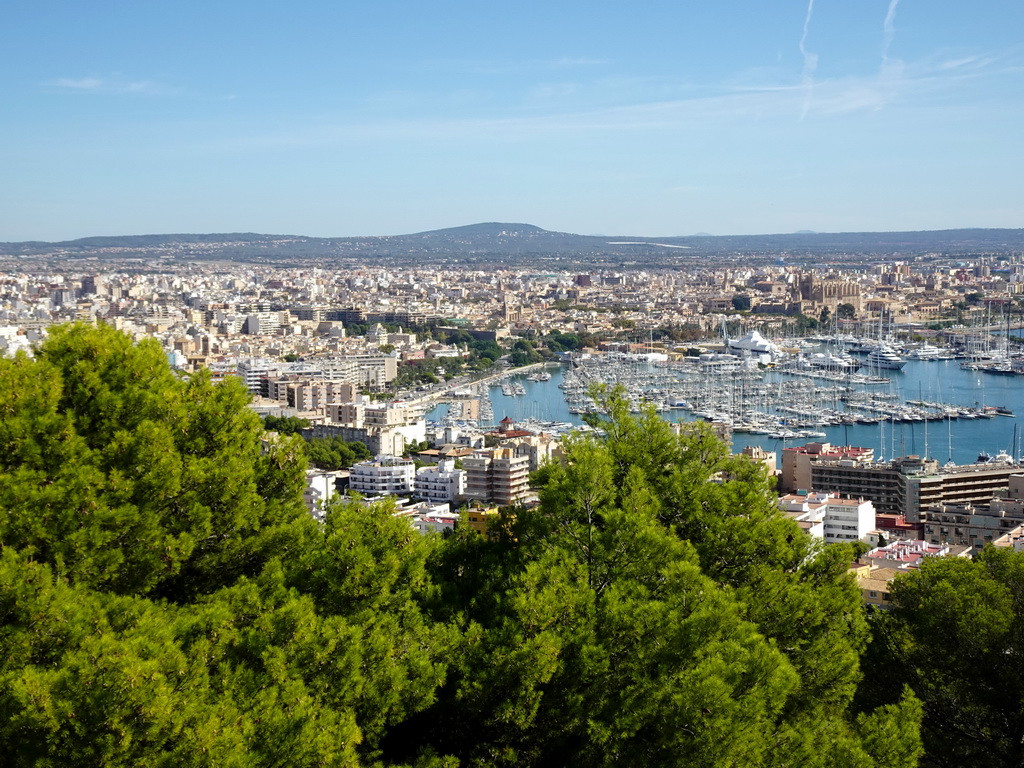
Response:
[415,458,466,503]
[779,442,874,493]
[799,446,1022,522]
[347,454,415,496]
[904,463,1022,521]
[778,492,876,543]
[809,458,916,516]
[463,448,532,506]
[303,469,348,520]
[821,497,876,543]
[920,498,1024,548]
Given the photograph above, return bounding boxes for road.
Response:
[397,361,551,410]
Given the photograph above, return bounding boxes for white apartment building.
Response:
[236,358,322,394]
[348,454,416,496]
[303,469,347,520]
[237,357,283,392]
[391,501,458,535]
[821,497,876,544]
[415,459,466,503]
[778,492,876,544]
[243,311,286,335]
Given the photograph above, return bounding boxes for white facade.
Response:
[779,492,875,544]
[399,502,458,535]
[243,312,284,335]
[303,469,347,520]
[412,512,458,534]
[0,326,32,357]
[348,454,416,496]
[415,459,467,503]
[822,498,876,544]
[237,357,282,392]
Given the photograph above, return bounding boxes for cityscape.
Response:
[5,0,1024,764]
[4,225,1024,540]
[6,228,1024,763]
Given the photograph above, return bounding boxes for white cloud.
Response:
[46,76,158,94]
[422,56,608,76]
[799,0,819,119]
[51,77,104,90]
[178,47,1018,155]
[882,0,901,65]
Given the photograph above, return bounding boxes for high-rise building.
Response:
[463,448,532,506]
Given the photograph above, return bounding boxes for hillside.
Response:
[2,223,1022,268]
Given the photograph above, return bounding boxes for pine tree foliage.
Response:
[401,387,923,768]
[865,547,1024,768]
[0,328,928,766]
[0,325,448,766]
[0,322,312,598]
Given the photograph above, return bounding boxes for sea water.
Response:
[429,359,1024,466]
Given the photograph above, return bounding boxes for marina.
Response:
[428,350,1024,467]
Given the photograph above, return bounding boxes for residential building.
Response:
[821,497,876,544]
[303,469,348,520]
[347,454,415,496]
[463,505,502,537]
[777,492,876,543]
[849,539,974,609]
[243,311,284,335]
[411,509,459,535]
[860,539,972,570]
[848,563,901,610]
[287,379,355,412]
[492,421,563,472]
[415,459,467,503]
[904,462,1024,520]
[391,501,457,535]
[741,444,777,477]
[794,448,1021,520]
[919,498,1024,548]
[873,513,923,542]
[779,442,874,494]
[811,455,934,516]
[463,448,532,506]
[301,423,407,456]
[326,401,427,449]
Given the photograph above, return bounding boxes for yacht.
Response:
[977,450,1015,465]
[904,343,946,360]
[805,351,861,373]
[726,330,781,365]
[847,338,880,355]
[865,345,907,371]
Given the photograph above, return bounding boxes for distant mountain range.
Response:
[2,222,1022,268]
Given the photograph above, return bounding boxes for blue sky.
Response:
[3,0,1022,240]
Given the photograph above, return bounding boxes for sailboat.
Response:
[943,414,956,468]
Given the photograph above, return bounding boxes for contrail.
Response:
[882,0,900,65]
[799,0,818,118]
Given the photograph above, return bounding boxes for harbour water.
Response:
[429,357,1024,466]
